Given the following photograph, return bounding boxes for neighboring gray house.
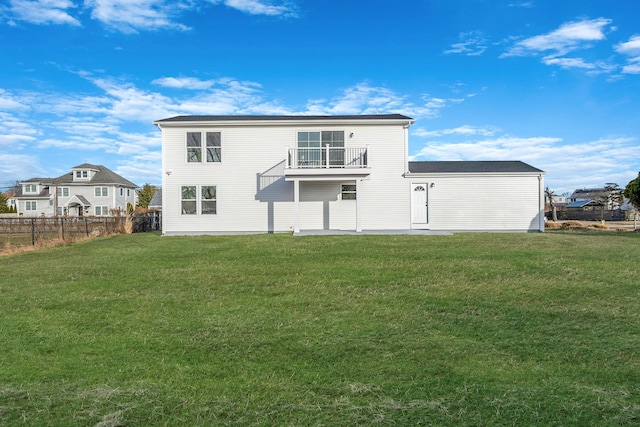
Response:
[14,164,138,217]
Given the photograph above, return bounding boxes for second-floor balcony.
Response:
[285,146,369,169]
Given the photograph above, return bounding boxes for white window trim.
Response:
[94,186,109,197]
[95,206,109,216]
[186,131,222,164]
[181,185,217,215]
[341,184,357,200]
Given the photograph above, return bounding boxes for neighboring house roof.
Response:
[57,164,138,188]
[408,161,544,174]
[148,190,162,210]
[155,114,413,123]
[67,195,92,206]
[569,188,606,201]
[566,200,603,208]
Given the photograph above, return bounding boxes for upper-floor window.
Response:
[57,187,69,197]
[95,187,108,197]
[297,131,345,167]
[297,131,344,148]
[24,184,37,193]
[187,132,221,163]
[75,171,88,179]
[26,201,37,211]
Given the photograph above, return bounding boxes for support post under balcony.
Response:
[293,179,300,233]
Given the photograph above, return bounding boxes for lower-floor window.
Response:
[182,186,197,214]
[341,184,356,200]
[182,185,216,215]
[201,186,217,214]
[95,206,109,216]
[26,201,37,211]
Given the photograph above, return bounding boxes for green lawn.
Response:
[1,231,639,426]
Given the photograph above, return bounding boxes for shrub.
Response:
[560,221,586,229]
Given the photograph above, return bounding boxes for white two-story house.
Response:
[15,164,138,217]
[154,114,545,234]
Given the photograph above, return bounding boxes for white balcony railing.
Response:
[286,146,368,169]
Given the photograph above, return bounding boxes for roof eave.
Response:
[153,116,414,128]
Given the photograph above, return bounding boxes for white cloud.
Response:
[411,131,638,193]
[615,35,640,55]
[3,0,296,32]
[301,83,463,119]
[86,0,191,33]
[0,154,47,181]
[152,77,216,90]
[444,32,487,56]
[0,112,39,148]
[4,0,81,26]
[508,1,533,7]
[504,18,612,57]
[412,125,498,138]
[621,63,640,74]
[216,0,295,16]
[615,35,640,74]
[542,56,615,74]
[0,89,31,110]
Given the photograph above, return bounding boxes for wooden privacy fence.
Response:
[0,214,161,252]
[548,209,627,222]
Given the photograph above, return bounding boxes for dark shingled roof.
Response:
[155,114,413,123]
[53,164,138,187]
[17,164,137,192]
[408,161,544,174]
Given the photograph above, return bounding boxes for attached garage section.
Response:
[407,161,545,232]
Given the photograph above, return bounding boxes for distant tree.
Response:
[624,173,640,209]
[545,187,558,221]
[136,183,157,208]
[602,183,624,210]
[0,192,8,213]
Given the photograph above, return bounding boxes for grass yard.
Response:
[1,230,639,426]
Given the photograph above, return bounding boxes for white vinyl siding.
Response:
[161,122,411,234]
[423,174,543,231]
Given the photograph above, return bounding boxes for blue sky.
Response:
[1,0,639,195]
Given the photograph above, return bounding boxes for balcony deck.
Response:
[284,146,371,180]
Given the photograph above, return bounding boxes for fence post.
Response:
[61,218,65,241]
[85,218,89,236]
[31,218,35,246]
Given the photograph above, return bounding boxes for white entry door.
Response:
[411,183,429,229]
